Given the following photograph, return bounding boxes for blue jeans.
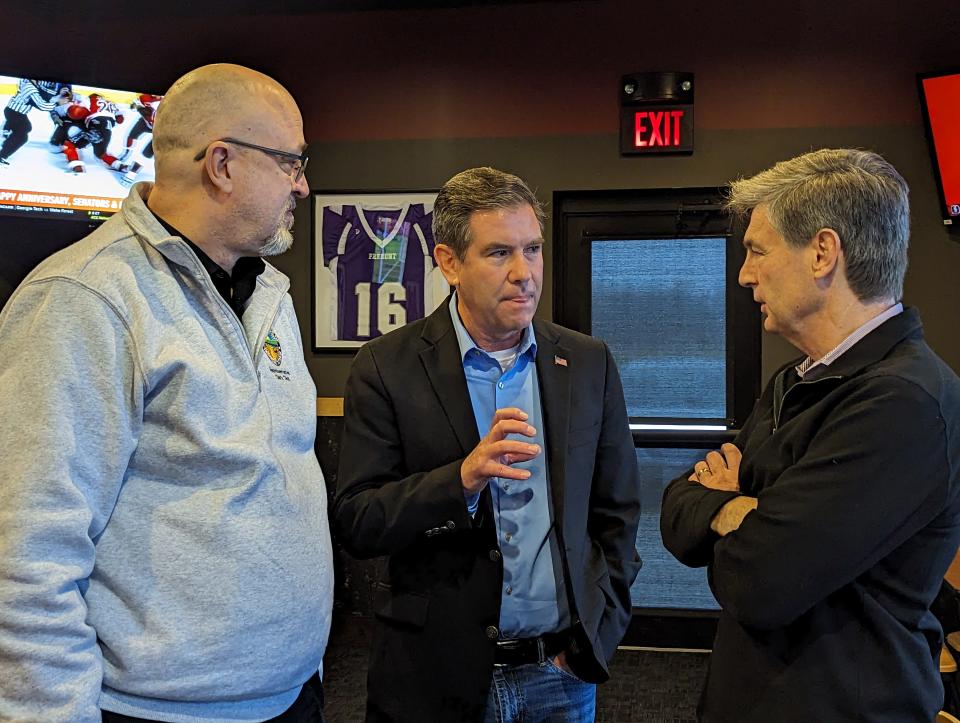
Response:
[483,660,597,722]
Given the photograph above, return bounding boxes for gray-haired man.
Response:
[662,148,960,722]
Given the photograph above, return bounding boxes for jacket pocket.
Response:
[594,565,616,608]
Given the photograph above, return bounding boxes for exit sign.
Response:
[619,72,694,156]
[620,104,694,154]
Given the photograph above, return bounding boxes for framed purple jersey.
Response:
[313,192,448,349]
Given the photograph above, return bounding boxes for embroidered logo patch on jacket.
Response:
[263,330,283,366]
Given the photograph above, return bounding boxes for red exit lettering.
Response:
[634,109,684,147]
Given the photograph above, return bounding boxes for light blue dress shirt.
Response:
[448,293,569,638]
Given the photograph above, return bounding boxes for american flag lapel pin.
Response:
[554,355,568,367]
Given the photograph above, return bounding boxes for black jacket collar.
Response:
[791,307,924,382]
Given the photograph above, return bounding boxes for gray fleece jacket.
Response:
[0,184,333,722]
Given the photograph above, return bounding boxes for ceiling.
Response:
[21,0,578,18]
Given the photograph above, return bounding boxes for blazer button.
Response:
[485,625,499,640]
[445,520,456,530]
[489,549,502,562]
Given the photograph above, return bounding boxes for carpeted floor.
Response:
[322,612,709,722]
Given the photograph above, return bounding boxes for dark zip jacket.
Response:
[661,307,960,722]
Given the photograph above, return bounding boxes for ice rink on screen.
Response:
[0,83,155,199]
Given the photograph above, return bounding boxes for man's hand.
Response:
[688,442,742,492]
[460,407,540,495]
[552,651,579,678]
[710,496,758,536]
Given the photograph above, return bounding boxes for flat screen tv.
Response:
[918,70,960,227]
[0,75,162,222]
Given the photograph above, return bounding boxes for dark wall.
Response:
[296,125,960,394]
[1,0,958,395]
[0,217,96,302]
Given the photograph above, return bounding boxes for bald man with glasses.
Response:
[193,137,309,181]
[0,64,332,722]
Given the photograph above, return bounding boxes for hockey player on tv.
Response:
[0,78,71,166]
[50,93,126,174]
[118,93,161,187]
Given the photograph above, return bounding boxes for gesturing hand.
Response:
[460,407,540,495]
[688,442,742,493]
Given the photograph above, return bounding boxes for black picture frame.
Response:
[311,190,444,352]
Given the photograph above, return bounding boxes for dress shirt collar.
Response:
[796,302,903,379]
[448,292,537,364]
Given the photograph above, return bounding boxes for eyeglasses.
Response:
[194,137,309,182]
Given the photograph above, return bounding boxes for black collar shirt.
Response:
[156,216,265,319]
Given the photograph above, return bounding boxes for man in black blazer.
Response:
[334,167,641,721]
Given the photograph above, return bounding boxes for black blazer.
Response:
[334,301,641,722]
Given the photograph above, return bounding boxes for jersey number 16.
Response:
[355,282,407,337]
